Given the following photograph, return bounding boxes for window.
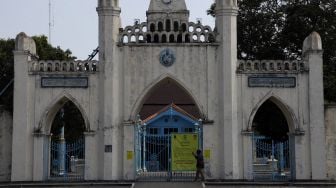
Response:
[184,128,194,133]
[148,128,158,135]
[164,128,178,135]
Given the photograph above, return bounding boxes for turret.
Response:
[215,0,239,179]
[303,32,326,179]
[12,32,37,181]
[146,0,189,23]
[97,0,121,65]
[96,0,123,180]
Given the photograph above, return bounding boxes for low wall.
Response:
[325,103,336,180]
[0,106,12,181]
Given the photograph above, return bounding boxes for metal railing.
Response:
[49,138,85,181]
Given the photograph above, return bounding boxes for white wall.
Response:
[0,106,12,181]
[325,104,336,180]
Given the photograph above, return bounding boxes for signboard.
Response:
[204,149,211,160]
[41,77,88,88]
[248,76,296,88]
[127,151,133,160]
[171,133,198,171]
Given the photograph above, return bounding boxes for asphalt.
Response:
[1,181,336,188]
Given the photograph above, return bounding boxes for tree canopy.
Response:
[0,35,76,112]
[208,0,336,102]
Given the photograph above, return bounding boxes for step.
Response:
[0,182,134,188]
[134,182,204,188]
[204,181,336,188]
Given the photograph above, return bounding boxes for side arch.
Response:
[129,74,204,120]
[247,94,298,133]
[39,91,90,134]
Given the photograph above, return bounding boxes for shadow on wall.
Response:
[0,105,12,181]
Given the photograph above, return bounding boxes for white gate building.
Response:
[11,0,327,181]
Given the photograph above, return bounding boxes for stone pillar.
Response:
[97,0,123,180]
[123,121,135,180]
[32,133,48,181]
[303,32,326,179]
[242,131,253,180]
[11,33,36,181]
[215,0,240,179]
[84,131,97,180]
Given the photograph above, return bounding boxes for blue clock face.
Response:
[160,48,176,67]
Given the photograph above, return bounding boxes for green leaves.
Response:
[208,0,336,101]
[0,35,76,112]
[32,35,76,61]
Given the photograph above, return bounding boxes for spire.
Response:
[147,0,189,22]
[148,0,187,12]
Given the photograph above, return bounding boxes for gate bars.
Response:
[135,122,203,181]
[252,135,292,181]
[50,138,85,181]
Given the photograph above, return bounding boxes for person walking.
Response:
[192,149,205,181]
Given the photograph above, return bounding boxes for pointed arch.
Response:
[247,94,297,133]
[130,74,204,120]
[39,92,90,134]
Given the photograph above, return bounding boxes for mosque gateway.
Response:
[6,0,334,182]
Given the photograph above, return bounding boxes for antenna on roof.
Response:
[48,0,54,44]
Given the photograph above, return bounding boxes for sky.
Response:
[0,0,215,60]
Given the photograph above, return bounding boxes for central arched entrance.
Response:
[49,100,86,181]
[135,78,202,181]
[251,99,293,181]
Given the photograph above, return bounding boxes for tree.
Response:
[0,35,76,112]
[208,0,336,102]
[0,39,15,112]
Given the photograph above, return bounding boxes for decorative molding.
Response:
[29,60,98,73]
[119,21,216,44]
[237,60,308,74]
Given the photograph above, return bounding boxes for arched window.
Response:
[162,35,167,43]
[130,35,136,42]
[185,34,190,43]
[169,34,174,43]
[154,34,159,43]
[166,20,171,32]
[139,35,144,42]
[62,63,67,71]
[174,21,179,32]
[177,34,182,43]
[146,34,152,43]
[200,34,205,42]
[158,22,163,32]
[182,23,187,32]
[150,23,155,32]
[123,35,129,44]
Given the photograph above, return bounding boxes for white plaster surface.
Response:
[0,106,12,181]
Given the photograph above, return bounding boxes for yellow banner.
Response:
[171,133,198,171]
